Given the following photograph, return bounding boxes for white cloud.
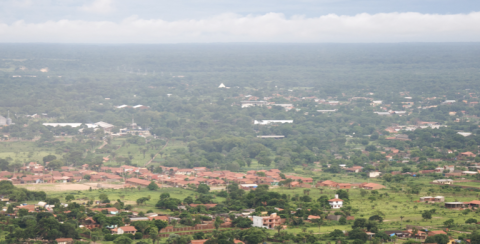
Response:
[80,0,115,14]
[12,0,33,8]
[1,11,480,43]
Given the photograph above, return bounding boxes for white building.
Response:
[241,101,267,108]
[218,83,226,88]
[317,109,337,113]
[254,120,293,125]
[369,172,382,178]
[43,123,82,128]
[457,132,472,137]
[251,213,283,229]
[328,194,343,209]
[432,179,453,184]
[371,101,383,106]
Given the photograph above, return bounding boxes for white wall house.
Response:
[252,216,265,228]
[328,195,343,209]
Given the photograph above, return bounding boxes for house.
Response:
[465,200,480,209]
[55,238,74,244]
[90,207,119,215]
[328,194,343,209]
[125,178,160,188]
[384,231,410,238]
[326,215,342,221]
[190,204,217,209]
[81,217,100,229]
[149,216,169,222]
[112,226,137,235]
[369,172,381,178]
[419,196,445,203]
[460,152,476,158]
[130,217,150,222]
[316,180,338,188]
[241,101,267,108]
[336,183,351,189]
[307,215,321,220]
[406,229,427,239]
[361,183,385,190]
[345,166,363,173]
[176,169,195,176]
[193,167,207,171]
[445,202,465,209]
[428,230,447,236]
[191,240,208,244]
[251,213,285,229]
[253,120,293,125]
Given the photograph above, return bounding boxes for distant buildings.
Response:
[253,120,293,125]
[241,101,267,108]
[0,112,13,126]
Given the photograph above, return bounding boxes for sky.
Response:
[0,0,479,43]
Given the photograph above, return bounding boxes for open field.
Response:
[0,141,63,164]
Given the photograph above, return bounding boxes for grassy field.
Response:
[0,141,63,164]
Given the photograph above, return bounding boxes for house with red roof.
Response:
[328,194,343,209]
[427,230,447,236]
[316,180,338,188]
[112,226,136,235]
[360,183,385,190]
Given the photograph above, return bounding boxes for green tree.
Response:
[154,219,168,232]
[241,228,267,244]
[433,234,449,244]
[444,219,455,228]
[197,184,210,194]
[65,194,75,202]
[348,228,368,242]
[42,155,57,165]
[421,210,432,221]
[160,193,170,200]
[466,218,478,224]
[214,217,224,230]
[147,181,159,191]
[149,227,160,244]
[113,236,133,244]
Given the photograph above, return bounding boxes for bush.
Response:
[134,232,143,239]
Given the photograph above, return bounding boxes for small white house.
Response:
[328,194,343,209]
[369,172,382,178]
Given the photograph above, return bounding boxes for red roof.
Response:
[149,216,169,221]
[328,198,343,202]
[428,230,447,236]
[119,226,137,232]
[191,240,208,244]
[56,238,74,241]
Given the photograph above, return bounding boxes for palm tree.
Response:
[400,216,404,222]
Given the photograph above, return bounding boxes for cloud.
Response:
[12,0,33,8]
[1,11,480,43]
[80,0,115,14]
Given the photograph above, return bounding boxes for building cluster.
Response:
[2,197,241,244]
[1,163,315,190]
[316,180,386,190]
